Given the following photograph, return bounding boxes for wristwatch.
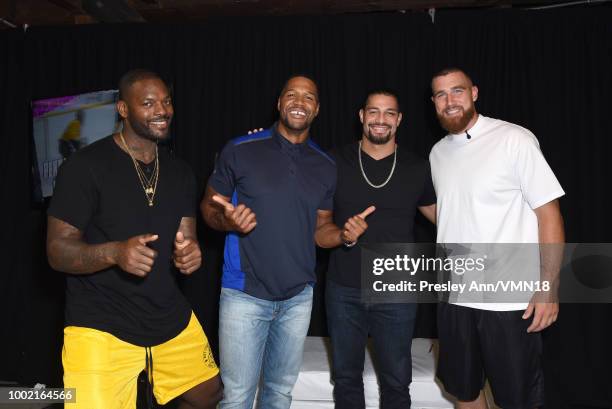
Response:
[343,239,357,248]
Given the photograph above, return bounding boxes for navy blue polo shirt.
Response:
[208,123,336,301]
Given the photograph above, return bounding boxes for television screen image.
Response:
[32,90,119,197]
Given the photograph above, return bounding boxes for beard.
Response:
[365,124,394,145]
[437,104,476,134]
[128,115,172,142]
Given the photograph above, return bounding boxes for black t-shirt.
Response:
[328,142,436,288]
[48,136,195,346]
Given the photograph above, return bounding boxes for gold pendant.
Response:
[148,200,153,207]
[145,187,154,194]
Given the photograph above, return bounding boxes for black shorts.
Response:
[436,303,544,409]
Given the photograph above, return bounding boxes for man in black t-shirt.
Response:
[47,69,222,409]
[323,90,436,409]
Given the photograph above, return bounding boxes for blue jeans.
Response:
[326,280,417,409]
[219,285,313,409]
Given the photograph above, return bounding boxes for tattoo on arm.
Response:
[77,245,118,272]
[47,216,118,275]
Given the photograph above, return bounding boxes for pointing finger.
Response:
[358,206,376,219]
[139,234,158,245]
[212,195,234,211]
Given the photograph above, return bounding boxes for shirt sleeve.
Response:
[512,130,565,209]
[207,141,236,197]
[418,161,437,206]
[47,156,97,231]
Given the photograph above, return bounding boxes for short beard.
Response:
[366,129,393,145]
[128,115,170,142]
[437,105,476,134]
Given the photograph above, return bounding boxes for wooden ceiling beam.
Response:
[81,0,146,22]
[45,0,84,14]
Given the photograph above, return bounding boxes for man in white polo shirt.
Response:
[429,67,565,409]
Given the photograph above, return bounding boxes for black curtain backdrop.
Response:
[1,6,611,408]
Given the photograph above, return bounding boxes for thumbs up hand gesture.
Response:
[212,194,257,234]
[174,231,202,275]
[341,206,376,246]
[116,234,159,277]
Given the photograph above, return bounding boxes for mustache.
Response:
[148,115,171,122]
[287,105,309,112]
[369,122,391,128]
[444,106,464,114]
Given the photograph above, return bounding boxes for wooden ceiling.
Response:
[0,0,596,28]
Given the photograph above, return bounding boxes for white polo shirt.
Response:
[429,114,565,310]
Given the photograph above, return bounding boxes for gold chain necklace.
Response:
[119,132,159,207]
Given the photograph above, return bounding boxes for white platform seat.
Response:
[290,336,453,409]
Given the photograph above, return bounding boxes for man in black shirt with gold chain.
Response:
[46,69,222,409]
[324,90,436,409]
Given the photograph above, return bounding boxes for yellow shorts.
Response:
[63,312,219,409]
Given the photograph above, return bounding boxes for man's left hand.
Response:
[174,232,202,274]
[523,301,559,332]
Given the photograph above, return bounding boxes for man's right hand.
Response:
[341,206,376,244]
[212,195,257,234]
[115,234,159,277]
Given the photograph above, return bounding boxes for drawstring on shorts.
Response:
[145,347,154,409]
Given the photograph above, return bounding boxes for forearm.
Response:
[539,226,564,289]
[536,202,565,296]
[202,203,232,232]
[48,238,119,274]
[315,223,343,248]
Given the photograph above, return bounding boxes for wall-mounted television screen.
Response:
[32,90,119,197]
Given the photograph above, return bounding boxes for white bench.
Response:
[290,337,454,409]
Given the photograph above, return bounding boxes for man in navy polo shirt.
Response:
[202,76,373,409]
